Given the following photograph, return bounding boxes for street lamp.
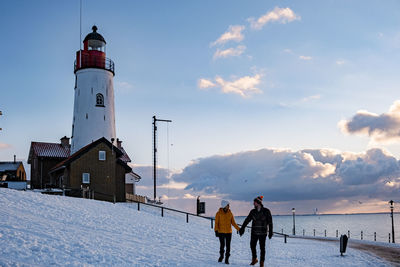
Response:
[389,200,395,243]
[292,208,296,236]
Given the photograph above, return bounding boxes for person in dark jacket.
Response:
[239,196,273,267]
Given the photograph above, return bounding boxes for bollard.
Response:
[374,232,376,241]
[336,230,338,238]
[211,218,213,229]
[389,233,391,243]
[313,229,315,236]
[361,231,363,240]
[325,230,327,237]
[161,207,164,217]
[340,235,348,256]
[137,202,140,211]
[303,229,305,236]
[284,235,287,243]
[186,213,189,223]
[348,230,350,239]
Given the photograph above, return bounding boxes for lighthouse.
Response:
[71,26,116,153]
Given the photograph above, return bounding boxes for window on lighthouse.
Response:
[96,93,104,107]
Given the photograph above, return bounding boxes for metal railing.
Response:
[126,198,289,243]
[74,56,114,75]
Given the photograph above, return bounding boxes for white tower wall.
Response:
[71,68,116,153]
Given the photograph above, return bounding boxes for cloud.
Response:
[299,55,312,60]
[211,25,245,46]
[213,45,246,60]
[339,100,400,143]
[336,59,346,65]
[172,147,400,204]
[248,7,300,30]
[197,78,216,89]
[116,81,133,94]
[301,94,321,102]
[0,143,11,150]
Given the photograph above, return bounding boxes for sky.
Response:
[1,0,400,216]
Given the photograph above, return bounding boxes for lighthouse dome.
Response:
[84,25,106,44]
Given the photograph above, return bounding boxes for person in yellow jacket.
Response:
[214,200,240,264]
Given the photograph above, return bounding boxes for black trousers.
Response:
[219,233,232,255]
[250,234,267,261]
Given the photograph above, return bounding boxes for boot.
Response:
[260,261,264,267]
[225,253,230,264]
[218,251,224,262]
[250,258,258,265]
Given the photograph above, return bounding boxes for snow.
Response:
[0,188,392,266]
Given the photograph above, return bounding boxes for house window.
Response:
[99,151,106,161]
[96,93,104,107]
[82,173,90,184]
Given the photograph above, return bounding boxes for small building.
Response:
[27,136,71,189]
[49,137,132,202]
[0,158,27,190]
[0,158,26,182]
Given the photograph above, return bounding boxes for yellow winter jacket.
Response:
[214,208,240,234]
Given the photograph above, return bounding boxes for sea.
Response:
[236,213,400,243]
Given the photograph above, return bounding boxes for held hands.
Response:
[239,227,245,236]
[268,233,273,239]
[215,231,219,237]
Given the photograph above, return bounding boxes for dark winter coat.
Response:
[241,206,273,236]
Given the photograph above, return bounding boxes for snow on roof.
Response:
[118,146,131,163]
[0,162,22,172]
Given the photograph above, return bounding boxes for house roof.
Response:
[0,162,23,172]
[28,142,70,163]
[119,146,131,163]
[50,137,131,173]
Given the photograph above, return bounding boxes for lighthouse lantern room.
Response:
[71,25,116,154]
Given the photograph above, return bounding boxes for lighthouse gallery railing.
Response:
[74,55,115,75]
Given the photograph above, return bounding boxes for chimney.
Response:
[60,136,70,147]
[117,138,122,149]
[13,155,16,163]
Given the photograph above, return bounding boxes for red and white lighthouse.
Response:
[71,26,116,153]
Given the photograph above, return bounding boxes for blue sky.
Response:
[1,1,400,215]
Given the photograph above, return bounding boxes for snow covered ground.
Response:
[0,188,393,266]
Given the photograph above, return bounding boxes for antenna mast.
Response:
[153,115,172,202]
[79,0,82,68]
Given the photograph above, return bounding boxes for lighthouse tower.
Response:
[71,26,116,153]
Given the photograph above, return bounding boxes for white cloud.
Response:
[215,74,262,98]
[339,100,400,143]
[299,55,312,60]
[283,48,293,54]
[197,78,216,89]
[198,74,263,98]
[336,59,346,65]
[211,25,245,46]
[301,94,321,102]
[0,143,11,150]
[213,45,246,60]
[116,81,133,94]
[248,7,300,30]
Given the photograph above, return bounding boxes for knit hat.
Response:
[254,196,263,205]
[221,200,230,208]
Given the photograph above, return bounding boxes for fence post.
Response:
[138,202,140,211]
[389,233,391,243]
[186,213,189,223]
[211,218,213,229]
[361,231,363,240]
[324,230,327,237]
[303,229,305,236]
[336,230,338,238]
[284,235,287,243]
[313,229,315,236]
[161,207,164,217]
[374,232,376,241]
[348,230,350,238]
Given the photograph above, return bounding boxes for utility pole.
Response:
[153,115,171,201]
[389,200,395,243]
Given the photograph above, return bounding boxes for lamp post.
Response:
[389,200,395,243]
[292,208,296,236]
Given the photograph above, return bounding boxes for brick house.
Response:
[49,137,132,202]
[27,137,71,189]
